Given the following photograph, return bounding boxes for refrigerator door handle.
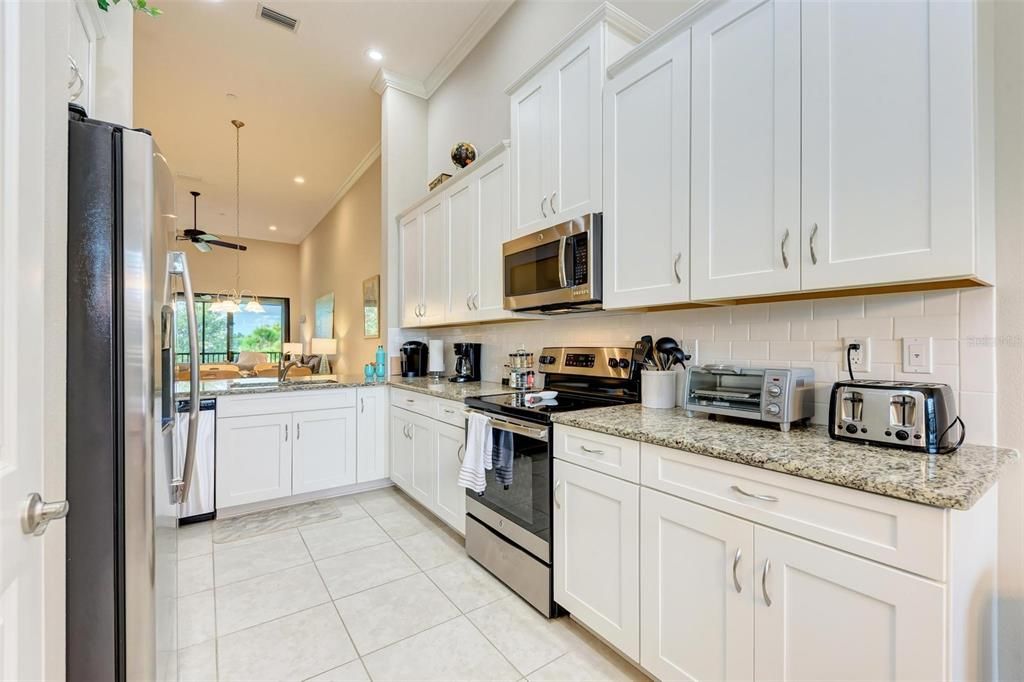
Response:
[168,251,200,503]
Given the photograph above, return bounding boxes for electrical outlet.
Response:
[842,337,872,373]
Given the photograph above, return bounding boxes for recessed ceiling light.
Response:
[269,225,278,231]
[293,176,305,184]
[367,49,383,62]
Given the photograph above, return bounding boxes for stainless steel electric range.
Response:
[462,346,639,616]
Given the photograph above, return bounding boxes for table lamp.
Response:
[311,338,337,374]
[282,342,302,360]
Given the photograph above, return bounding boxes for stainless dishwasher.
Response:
[174,398,216,522]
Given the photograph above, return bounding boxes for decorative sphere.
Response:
[450,142,477,168]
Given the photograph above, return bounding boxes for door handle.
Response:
[296,423,301,440]
[457,444,465,463]
[554,480,562,508]
[361,397,365,413]
[21,493,70,536]
[167,252,200,504]
[673,252,682,283]
[731,485,779,502]
[579,445,604,455]
[549,191,557,213]
[541,194,549,218]
[557,236,568,288]
[467,293,473,311]
[781,229,790,269]
[472,293,479,310]
[761,559,772,606]
[285,424,288,441]
[809,223,819,265]
[732,547,742,593]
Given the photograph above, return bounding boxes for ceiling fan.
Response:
[176,191,248,253]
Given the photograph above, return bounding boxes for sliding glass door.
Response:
[174,295,290,365]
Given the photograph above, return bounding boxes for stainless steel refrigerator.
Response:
[66,104,201,681]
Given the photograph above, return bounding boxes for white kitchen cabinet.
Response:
[399,211,423,328]
[216,413,292,508]
[433,421,467,534]
[801,0,986,290]
[445,177,478,323]
[407,412,436,509]
[602,30,691,309]
[357,386,389,483]
[507,6,650,236]
[755,526,945,681]
[553,458,640,661]
[690,0,801,300]
[420,197,447,325]
[292,407,357,494]
[640,487,754,681]
[390,409,415,491]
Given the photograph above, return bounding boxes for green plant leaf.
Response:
[97,0,110,11]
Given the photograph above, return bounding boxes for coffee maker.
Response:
[449,342,482,383]
[400,341,429,377]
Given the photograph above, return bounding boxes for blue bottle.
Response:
[375,345,387,381]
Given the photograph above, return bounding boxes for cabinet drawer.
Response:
[554,425,640,483]
[390,388,436,417]
[640,443,947,580]
[217,389,356,418]
[435,399,466,428]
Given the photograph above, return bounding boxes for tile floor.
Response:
[176,486,647,682]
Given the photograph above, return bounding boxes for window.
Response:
[174,295,290,365]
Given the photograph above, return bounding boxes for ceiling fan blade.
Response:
[206,239,248,252]
[175,234,190,241]
[197,233,219,241]
[192,241,213,253]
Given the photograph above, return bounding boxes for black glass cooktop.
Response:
[465,390,633,423]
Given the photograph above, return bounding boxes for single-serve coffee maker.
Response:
[400,341,428,377]
[450,342,481,383]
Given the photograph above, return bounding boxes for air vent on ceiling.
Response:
[257,4,299,32]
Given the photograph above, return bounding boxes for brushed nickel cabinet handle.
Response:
[467,294,472,311]
[762,559,772,606]
[554,480,562,508]
[673,252,682,283]
[733,547,743,593]
[284,424,288,441]
[781,229,790,269]
[457,444,465,463]
[809,223,819,265]
[361,397,365,413]
[550,191,557,213]
[579,445,605,455]
[296,423,301,440]
[541,194,548,218]
[473,293,479,310]
[731,485,779,503]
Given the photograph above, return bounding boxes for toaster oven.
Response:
[683,365,814,431]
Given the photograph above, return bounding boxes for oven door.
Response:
[502,215,599,311]
[465,411,552,563]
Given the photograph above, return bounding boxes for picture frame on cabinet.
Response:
[363,275,380,338]
[314,292,334,338]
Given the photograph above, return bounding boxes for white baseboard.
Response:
[216,479,395,519]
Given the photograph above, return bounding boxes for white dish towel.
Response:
[458,412,493,493]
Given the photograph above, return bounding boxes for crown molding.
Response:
[398,140,510,220]
[607,0,721,79]
[370,69,428,98]
[299,141,382,242]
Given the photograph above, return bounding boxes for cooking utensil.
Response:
[670,348,689,368]
[655,337,680,372]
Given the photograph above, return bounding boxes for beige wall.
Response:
[185,236,301,341]
[300,158,382,376]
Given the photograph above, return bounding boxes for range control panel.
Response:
[538,346,633,378]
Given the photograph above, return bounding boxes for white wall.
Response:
[92,4,134,124]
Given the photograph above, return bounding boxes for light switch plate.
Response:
[901,336,933,373]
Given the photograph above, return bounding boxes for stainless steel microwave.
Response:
[502,214,602,313]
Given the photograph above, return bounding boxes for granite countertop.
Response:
[389,377,517,401]
[551,404,1019,510]
[175,374,385,398]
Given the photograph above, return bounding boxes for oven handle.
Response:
[463,409,549,442]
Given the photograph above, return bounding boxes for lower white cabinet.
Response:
[553,458,640,661]
[408,414,436,509]
[357,386,390,483]
[216,413,293,508]
[434,421,467,534]
[291,408,357,494]
[390,409,415,490]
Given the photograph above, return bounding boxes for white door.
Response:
[553,459,640,661]
[390,410,414,492]
[215,413,292,508]
[640,488,754,681]
[419,197,447,325]
[755,526,945,681]
[433,422,466,534]
[356,387,389,483]
[292,408,357,494]
[510,69,553,236]
[550,28,602,221]
[445,178,477,324]
[801,0,977,290]
[408,414,436,509]
[474,150,511,319]
[1,3,67,679]
[691,0,801,300]
[399,211,423,327]
[602,32,691,309]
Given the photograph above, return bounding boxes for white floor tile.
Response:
[213,528,311,586]
[304,658,370,682]
[361,616,520,682]
[178,554,214,597]
[395,527,466,570]
[335,572,460,654]
[316,541,419,599]
[374,506,442,539]
[178,523,212,560]
[177,640,217,681]
[215,563,330,635]
[212,499,343,544]
[178,590,216,649]
[526,639,647,682]
[352,487,412,517]
[467,596,583,676]
[217,603,357,682]
[427,557,511,613]
[298,517,390,560]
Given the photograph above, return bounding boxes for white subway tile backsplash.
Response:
[924,290,959,316]
[732,341,770,360]
[872,339,902,364]
[959,287,995,339]
[895,314,959,339]
[837,317,894,339]
[715,324,750,341]
[681,324,715,341]
[769,300,813,321]
[813,297,865,320]
[769,341,814,362]
[959,340,996,393]
[730,303,769,323]
[695,340,731,364]
[958,392,996,446]
[813,341,844,363]
[864,293,924,318]
[895,364,959,389]
[791,319,838,341]
[750,321,791,341]
[689,307,732,325]
[933,339,959,365]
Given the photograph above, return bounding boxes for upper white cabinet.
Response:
[399,195,446,327]
[690,0,801,300]
[507,5,651,237]
[602,30,692,309]
[399,212,424,328]
[800,0,985,290]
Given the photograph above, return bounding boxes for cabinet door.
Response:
[216,413,292,509]
[691,0,800,300]
[550,28,602,221]
[408,413,436,509]
[510,70,554,236]
[433,422,466,534]
[474,151,512,320]
[801,0,976,290]
[553,459,640,661]
[755,526,944,681]
[357,387,390,483]
[399,211,423,327]
[292,408,357,494]
[390,410,414,492]
[420,197,447,325]
[602,33,691,309]
[445,178,477,324]
[640,488,754,681]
